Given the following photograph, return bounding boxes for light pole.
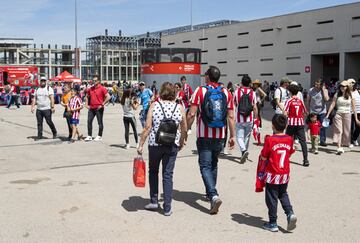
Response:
[190,0,193,31]
[74,0,79,78]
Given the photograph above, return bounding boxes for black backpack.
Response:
[155,102,179,146]
[238,89,253,117]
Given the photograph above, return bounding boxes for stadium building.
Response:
[161,2,360,88]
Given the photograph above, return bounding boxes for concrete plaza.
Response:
[0,104,359,242]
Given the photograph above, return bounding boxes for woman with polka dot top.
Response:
[137,82,187,216]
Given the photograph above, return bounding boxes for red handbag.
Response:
[133,156,146,187]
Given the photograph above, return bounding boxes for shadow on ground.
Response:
[172,189,209,214]
[231,213,289,233]
[121,196,149,212]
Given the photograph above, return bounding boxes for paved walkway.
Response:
[0,104,359,242]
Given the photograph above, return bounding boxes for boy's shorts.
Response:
[70,118,79,125]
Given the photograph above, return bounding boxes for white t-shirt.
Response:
[122,98,135,118]
[274,87,290,114]
[352,91,360,114]
[35,86,54,110]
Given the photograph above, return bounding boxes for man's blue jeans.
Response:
[140,108,149,128]
[196,138,224,199]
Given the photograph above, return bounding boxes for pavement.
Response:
[0,104,359,243]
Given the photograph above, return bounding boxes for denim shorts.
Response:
[70,118,79,125]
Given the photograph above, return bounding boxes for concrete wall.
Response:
[161,3,360,89]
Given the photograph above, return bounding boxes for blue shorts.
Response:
[70,118,79,125]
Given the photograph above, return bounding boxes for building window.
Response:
[182,40,191,43]
[286,72,301,76]
[238,32,249,36]
[261,28,273,32]
[287,24,302,29]
[317,37,334,41]
[199,37,208,41]
[217,35,227,38]
[261,43,274,47]
[201,50,208,53]
[217,61,227,64]
[168,42,175,45]
[217,48,227,51]
[260,58,274,62]
[237,73,248,77]
[237,59,249,63]
[317,20,334,25]
[352,16,360,20]
[238,46,249,49]
[261,73,273,76]
[286,56,301,60]
[287,40,301,44]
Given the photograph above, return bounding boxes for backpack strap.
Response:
[157,101,178,119]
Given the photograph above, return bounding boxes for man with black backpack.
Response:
[234,75,258,163]
[187,66,236,215]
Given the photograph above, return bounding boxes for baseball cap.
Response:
[40,76,47,81]
[340,80,349,86]
[139,81,145,86]
[280,77,290,84]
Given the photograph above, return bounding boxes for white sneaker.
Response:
[136,143,140,149]
[187,129,192,135]
[125,144,130,149]
[93,136,102,141]
[354,141,359,146]
[336,147,345,155]
[349,144,354,149]
[222,149,229,155]
[84,136,93,142]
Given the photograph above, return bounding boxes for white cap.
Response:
[40,76,47,81]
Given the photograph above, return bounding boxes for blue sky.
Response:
[0,0,358,47]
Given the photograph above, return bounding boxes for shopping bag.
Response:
[133,156,146,187]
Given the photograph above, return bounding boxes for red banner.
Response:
[0,66,39,87]
[141,63,201,75]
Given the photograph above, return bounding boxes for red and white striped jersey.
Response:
[233,87,257,123]
[183,83,193,102]
[284,97,306,126]
[190,83,234,139]
[69,95,83,119]
[260,135,295,185]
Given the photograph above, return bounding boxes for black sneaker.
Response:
[319,142,327,147]
[53,133,57,139]
[240,151,249,164]
[287,213,297,231]
[34,136,43,141]
[303,160,310,167]
[263,222,279,232]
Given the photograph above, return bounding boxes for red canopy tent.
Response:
[51,71,81,83]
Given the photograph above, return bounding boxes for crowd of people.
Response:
[3,65,360,232]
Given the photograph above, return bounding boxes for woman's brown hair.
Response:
[159,82,176,101]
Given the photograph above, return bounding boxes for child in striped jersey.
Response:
[284,84,309,167]
[67,85,84,143]
[256,114,297,232]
